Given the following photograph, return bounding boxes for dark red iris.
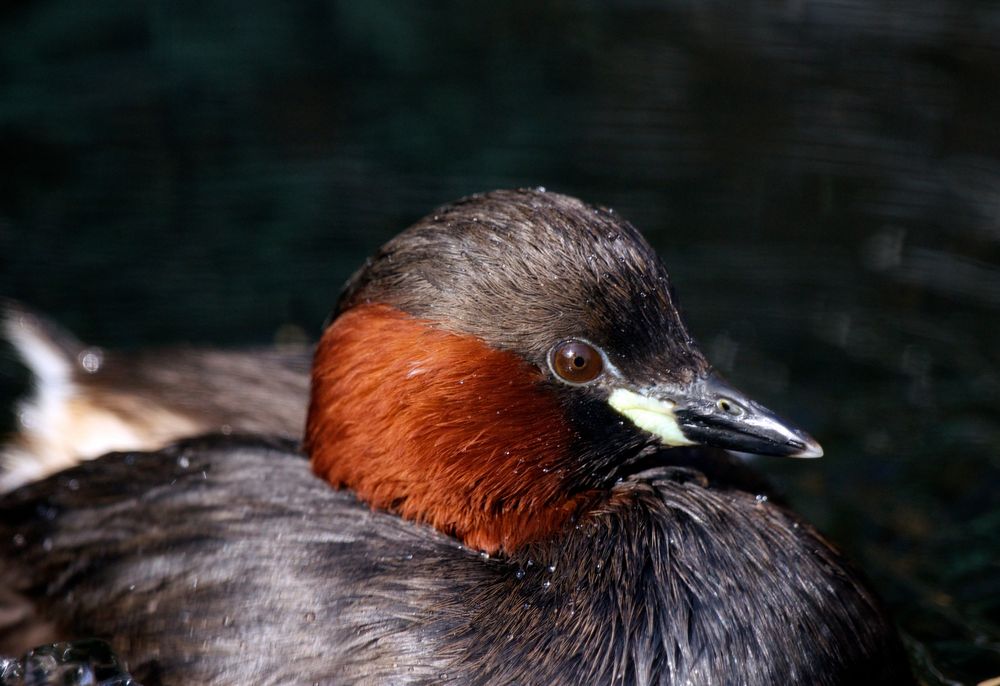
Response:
[551,340,603,384]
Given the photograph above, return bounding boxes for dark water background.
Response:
[1,2,998,683]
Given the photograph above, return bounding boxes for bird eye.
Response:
[550,340,604,384]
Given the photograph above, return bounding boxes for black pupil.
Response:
[573,355,586,368]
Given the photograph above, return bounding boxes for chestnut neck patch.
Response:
[306,304,592,554]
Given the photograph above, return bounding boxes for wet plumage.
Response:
[0,189,913,684]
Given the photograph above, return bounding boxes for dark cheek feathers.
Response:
[305,304,599,554]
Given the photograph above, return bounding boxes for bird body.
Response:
[1,437,905,685]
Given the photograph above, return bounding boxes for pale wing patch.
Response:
[1,395,200,492]
[1,310,200,492]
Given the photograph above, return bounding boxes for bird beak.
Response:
[608,372,823,458]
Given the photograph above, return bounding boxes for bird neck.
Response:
[305,304,594,554]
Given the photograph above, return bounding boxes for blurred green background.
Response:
[1,2,998,683]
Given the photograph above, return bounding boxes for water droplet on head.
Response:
[515,568,525,579]
[178,456,190,469]
[542,580,551,589]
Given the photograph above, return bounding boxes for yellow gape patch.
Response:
[608,388,696,447]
